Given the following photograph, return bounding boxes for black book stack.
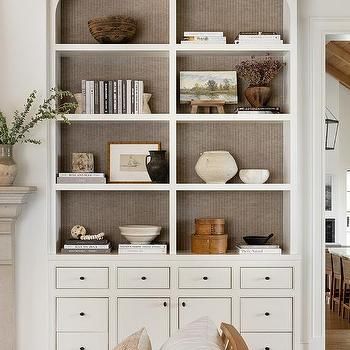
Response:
[61,239,112,254]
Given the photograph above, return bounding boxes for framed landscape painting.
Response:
[180,71,238,104]
[107,142,160,183]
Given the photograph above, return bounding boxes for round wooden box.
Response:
[195,218,225,235]
[191,234,228,254]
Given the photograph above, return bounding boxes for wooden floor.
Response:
[326,303,350,350]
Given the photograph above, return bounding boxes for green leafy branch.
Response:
[0,89,77,145]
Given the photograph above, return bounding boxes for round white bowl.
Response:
[239,169,270,184]
[119,225,161,245]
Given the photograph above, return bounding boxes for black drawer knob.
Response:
[80,347,85,350]
[163,302,167,307]
[203,276,208,280]
[182,302,186,307]
[265,276,270,280]
[141,276,147,280]
[80,276,85,280]
[79,312,85,316]
[265,312,270,316]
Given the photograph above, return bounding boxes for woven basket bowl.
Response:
[88,16,137,44]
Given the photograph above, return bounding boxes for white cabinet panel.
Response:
[241,298,292,332]
[57,333,108,350]
[117,267,169,289]
[56,268,109,289]
[242,333,293,350]
[117,298,170,350]
[57,298,108,332]
[240,268,293,289]
[178,298,231,329]
[178,267,231,289]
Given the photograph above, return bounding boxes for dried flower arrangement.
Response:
[0,89,76,145]
[235,57,285,87]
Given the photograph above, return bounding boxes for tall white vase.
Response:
[195,151,238,184]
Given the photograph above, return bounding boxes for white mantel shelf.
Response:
[0,186,36,350]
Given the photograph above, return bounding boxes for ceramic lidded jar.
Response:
[195,151,238,184]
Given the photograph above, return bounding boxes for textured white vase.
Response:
[143,93,152,114]
[74,93,84,114]
[195,151,238,184]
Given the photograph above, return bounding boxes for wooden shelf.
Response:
[64,114,171,122]
[175,184,291,191]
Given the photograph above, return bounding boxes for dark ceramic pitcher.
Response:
[146,150,169,183]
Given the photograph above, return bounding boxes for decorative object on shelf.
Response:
[80,232,105,240]
[236,57,284,107]
[243,233,274,245]
[74,93,84,114]
[325,107,339,150]
[181,31,226,45]
[143,93,152,114]
[0,89,75,186]
[234,32,283,45]
[71,225,87,239]
[119,225,161,245]
[180,71,238,105]
[195,151,238,184]
[195,218,225,235]
[107,142,160,183]
[239,169,270,184]
[146,150,169,183]
[88,16,137,44]
[190,100,225,114]
[191,234,228,254]
[72,153,94,173]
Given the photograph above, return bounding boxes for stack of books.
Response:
[118,244,167,255]
[234,32,283,45]
[235,107,280,114]
[181,32,226,45]
[81,80,144,114]
[236,245,282,255]
[61,239,112,254]
[57,173,106,184]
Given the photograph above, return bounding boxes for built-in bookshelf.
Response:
[49,0,297,256]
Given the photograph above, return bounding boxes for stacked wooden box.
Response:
[191,218,228,254]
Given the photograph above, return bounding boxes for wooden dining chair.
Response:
[325,251,334,308]
[220,322,249,350]
[342,258,350,320]
[332,254,343,315]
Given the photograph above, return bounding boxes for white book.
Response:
[89,80,95,114]
[135,81,139,114]
[85,81,91,114]
[139,81,144,114]
[183,36,226,41]
[99,81,104,114]
[238,34,281,40]
[126,80,132,114]
[118,80,123,114]
[64,244,111,249]
[237,245,280,249]
[235,40,283,45]
[184,32,224,36]
[57,177,106,184]
[181,40,226,45]
[81,80,86,114]
[113,81,118,114]
[118,244,167,254]
[237,248,282,254]
[59,173,105,177]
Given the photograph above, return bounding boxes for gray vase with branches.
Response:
[0,89,76,186]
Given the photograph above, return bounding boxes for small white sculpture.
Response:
[71,225,87,239]
[80,232,105,240]
[143,93,152,114]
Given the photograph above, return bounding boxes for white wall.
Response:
[0,0,48,349]
[325,73,350,245]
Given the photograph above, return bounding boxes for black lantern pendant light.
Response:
[325,107,340,150]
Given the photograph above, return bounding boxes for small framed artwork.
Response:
[180,71,238,104]
[325,174,333,211]
[107,142,160,183]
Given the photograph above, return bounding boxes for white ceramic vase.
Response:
[74,93,84,114]
[143,93,152,114]
[195,151,238,184]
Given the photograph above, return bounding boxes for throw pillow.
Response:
[114,328,152,350]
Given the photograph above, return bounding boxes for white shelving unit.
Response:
[48,1,302,350]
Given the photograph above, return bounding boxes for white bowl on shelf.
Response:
[239,169,270,184]
[119,225,161,244]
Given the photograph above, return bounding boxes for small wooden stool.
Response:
[190,100,225,114]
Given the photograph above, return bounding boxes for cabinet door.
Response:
[117,298,170,350]
[178,297,231,329]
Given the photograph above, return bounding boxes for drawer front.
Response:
[178,267,231,289]
[241,268,293,289]
[57,298,108,332]
[241,298,292,332]
[57,333,108,350]
[242,333,293,350]
[56,268,109,289]
[117,267,170,289]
